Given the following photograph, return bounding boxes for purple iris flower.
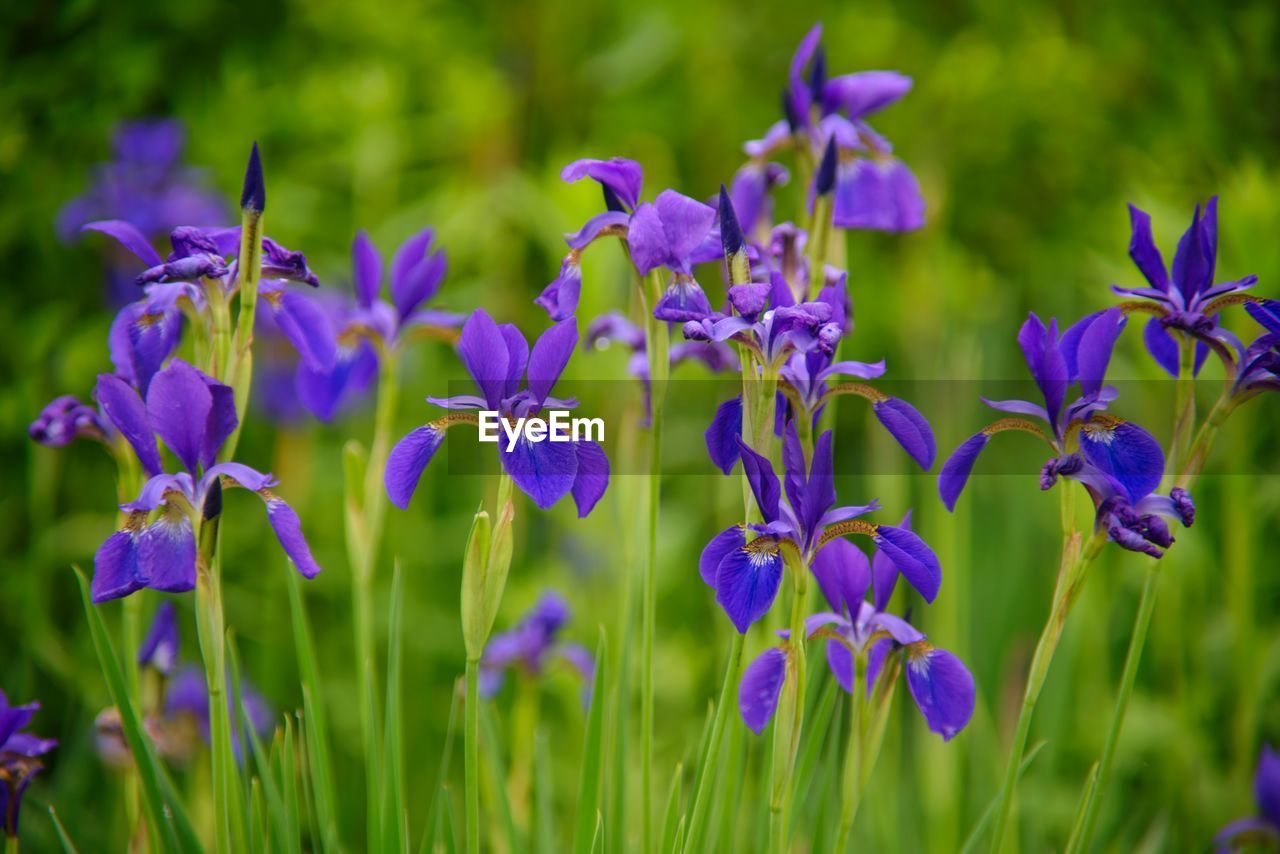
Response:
[737,560,974,740]
[296,228,459,421]
[1113,199,1258,377]
[57,119,229,304]
[81,220,329,391]
[28,395,114,448]
[939,310,1194,557]
[743,23,925,233]
[584,312,738,424]
[1233,299,1280,400]
[165,667,273,760]
[385,309,610,515]
[537,157,718,322]
[91,359,321,602]
[478,592,595,697]
[1215,745,1280,851]
[698,424,941,634]
[0,691,57,838]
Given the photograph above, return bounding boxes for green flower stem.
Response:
[1065,563,1159,853]
[990,520,1103,853]
[223,206,264,461]
[195,547,244,854]
[639,270,669,851]
[834,652,868,853]
[1177,393,1233,490]
[773,553,810,852]
[465,657,481,854]
[1167,336,1197,476]
[683,631,746,850]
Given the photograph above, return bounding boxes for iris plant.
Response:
[1215,745,1280,852]
[0,693,56,842]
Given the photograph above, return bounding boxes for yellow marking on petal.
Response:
[1202,292,1264,316]
[816,519,879,549]
[429,412,481,430]
[979,418,1047,440]
[823,381,887,404]
[1115,301,1166,317]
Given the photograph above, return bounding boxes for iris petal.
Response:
[938,432,991,511]
[714,542,783,633]
[738,647,788,734]
[384,425,446,510]
[905,645,975,741]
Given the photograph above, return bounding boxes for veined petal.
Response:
[92,529,146,603]
[265,497,322,578]
[938,432,991,511]
[653,278,713,323]
[735,437,782,523]
[871,510,911,610]
[905,644,975,741]
[874,397,935,469]
[146,359,214,473]
[821,71,913,118]
[96,373,162,476]
[700,525,745,588]
[715,540,783,633]
[654,190,717,265]
[739,647,787,734]
[560,158,643,211]
[1125,204,1169,292]
[267,289,337,373]
[500,435,578,510]
[626,202,668,276]
[385,425,446,510]
[139,514,197,594]
[811,538,870,614]
[570,439,610,518]
[82,220,164,267]
[873,525,940,603]
[1079,419,1164,503]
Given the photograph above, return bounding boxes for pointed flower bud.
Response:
[718,185,752,287]
[240,141,265,213]
[814,136,838,197]
[782,88,802,133]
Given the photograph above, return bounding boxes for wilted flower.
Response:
[385,309,609,514]
[478,592,594,696]
[29,395,113,448]
[91,359,321,602]
[0,691,57,838]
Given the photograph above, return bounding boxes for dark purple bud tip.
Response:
[241,141,265,212]
[814,137,838,197]
[203,477,223,521]
[808,45,827,103]
[1170,487,1195,527]
[719,185,744,257]
[782,89,802,133]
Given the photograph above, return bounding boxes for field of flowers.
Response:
[4,2,1280,851]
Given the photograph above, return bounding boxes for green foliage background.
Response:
[2,0,1279,849]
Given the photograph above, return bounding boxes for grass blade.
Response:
[287,569,340,851]
[573,628,608,854]
[421,679,462,854]
[659,761,683,854]
[48,805,79,853]
[480,703,522,853]
[533,728,555,854]
[959,740,1048,854]
[382,561,407,852]
[229,637,290,853]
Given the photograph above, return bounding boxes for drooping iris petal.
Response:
[705,397,744,475]
[296,342,379,422]
[560,158,644,211]
[266,288,337,373]
[735,438,782,523]
[905,645,975,741]
[714,541,784,634]
[826,639,854,693]
[570,440,610,518]
[138,515,197,594]
[82,220,164,267]
[384,425,446,510]
[653,190,716,270]
[868,611,926,645]
[500,436,578,511]
[739,647,788,734]
[872,510,912,611]
[811,538,870,614]
[535,256,583,322]
[873,525,940,603]
[96,373,162,476]
[873,397,935,469]
[351,230,382,308]
[457,310,511,410]
[1126,204,1169,292]
[938,432,991,511]
[699,525,744,588]
[832,158,925,232]
[527,318,578,405]
[1143,317,1181,377]
[265,498,323,579]
[1079,420,1164,503]
[653,278,713,323]
[146,359,213,473]
[92,530,146,603]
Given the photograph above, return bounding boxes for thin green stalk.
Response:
[640,270,669,852]
[1066,564,1159,852]
[1167,336,1197,477]
[683,633,746,848]
[773,555,810,851]
[834,653,867,852]
[989,526,1098,853]
[195,552,241,854]
[465,659,481,854]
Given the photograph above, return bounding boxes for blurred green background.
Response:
[3,0,1280,849]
